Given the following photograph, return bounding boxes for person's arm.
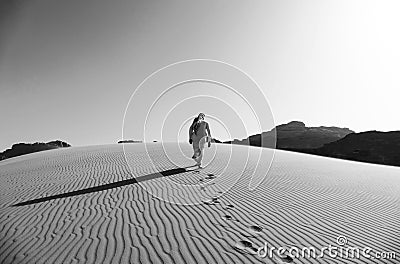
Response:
[206,122,212,138]
[189,124,193,143]
[206,123,212,146]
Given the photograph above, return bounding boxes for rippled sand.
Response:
[1,143,399,264]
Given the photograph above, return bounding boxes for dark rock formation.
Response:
[275,121,354,149]
[225,121,353,149]
[0,140,71,161]
[211,138,222,143]
[218,121,400,167]
[47,140,71,148]
[118,140,143,144]
[312,131,400,167]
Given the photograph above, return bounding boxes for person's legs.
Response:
[195,136,206,166]
[192,144,197,159]
[192,139,200,160]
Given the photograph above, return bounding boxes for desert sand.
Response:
[0,143,399,264]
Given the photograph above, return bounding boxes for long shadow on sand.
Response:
[12,166,198,207]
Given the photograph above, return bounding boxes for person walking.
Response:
[189,113,212,168]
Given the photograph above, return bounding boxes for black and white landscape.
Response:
[1,1,400,264]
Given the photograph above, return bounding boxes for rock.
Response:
[0,140,71,161]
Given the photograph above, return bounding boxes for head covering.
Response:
[193,113,205,135]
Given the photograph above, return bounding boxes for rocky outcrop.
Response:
[312,131,400,167]
[225,121,354,149]
[0,141,71,161]
[118,140,143,144]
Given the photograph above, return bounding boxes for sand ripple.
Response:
[1,143,400,263]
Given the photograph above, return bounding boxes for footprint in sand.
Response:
[279,256,294,263]
[237,225,264,238]
[222,214,240,222]
[275,253,294,263]
[222,215,233,220]
[205,174,216,179]
[248,225,263,234]
[234,240,258,255]
[272,246,294,263]
[200,182,216,191]
[202,197,220,205]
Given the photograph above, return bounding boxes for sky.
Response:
[1,0,400,150]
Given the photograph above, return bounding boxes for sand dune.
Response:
[0,143,399,264]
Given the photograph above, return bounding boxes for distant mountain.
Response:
[118,140,143,144]
[224,121,354,149]
[221,121,400,167]
[0,140,71,161]
[310,131,400,167]
[211,138,222,143]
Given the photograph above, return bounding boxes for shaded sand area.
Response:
[1,143,399,263]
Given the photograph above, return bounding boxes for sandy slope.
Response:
[0,143,399,264]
